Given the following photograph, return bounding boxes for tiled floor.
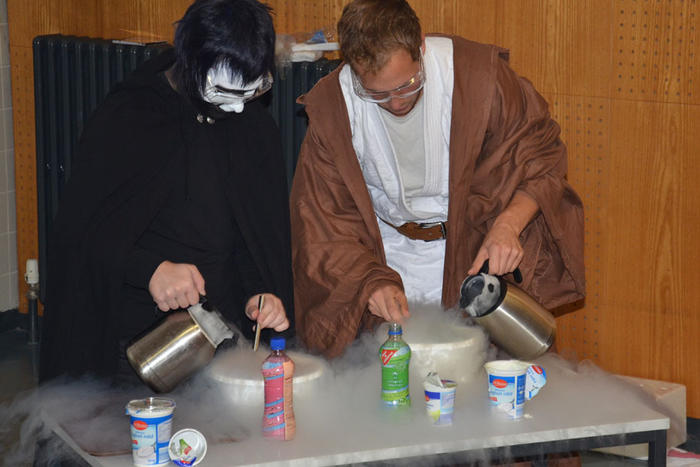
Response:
[0,324,698,466]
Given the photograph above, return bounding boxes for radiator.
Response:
[267,59,340,187]
[33,34,340,301]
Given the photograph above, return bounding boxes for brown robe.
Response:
[290,36,585,358]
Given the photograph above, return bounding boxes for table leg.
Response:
[647,429,667,467]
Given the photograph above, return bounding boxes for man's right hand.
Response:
[148,261,206,311]
[368,285,410,324]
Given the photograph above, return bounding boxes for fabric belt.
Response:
[386,220,448,242]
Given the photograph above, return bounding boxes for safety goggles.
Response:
[202,69,274,113]
[351,56,425,104]
[206,72,273,101]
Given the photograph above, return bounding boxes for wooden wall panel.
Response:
[10,45,37,316]
[410,0,461,35]
[7,0,700,416]
[613,0,699,103]
[604,99,700,384]
[99,2,180,43]
[495,0,612,97]
[546,94,611,363]
[451,0,498,45]
[8,1,193,46]
[266,0,345,37]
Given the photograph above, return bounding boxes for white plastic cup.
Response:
[484,360,546,419]
[423,379,457,425]
[125,397,176,466]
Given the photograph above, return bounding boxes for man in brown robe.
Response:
[290,0,585,358]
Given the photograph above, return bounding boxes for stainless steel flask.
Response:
[459,261,556,360]
[126,299,236,393]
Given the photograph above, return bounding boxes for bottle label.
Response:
[380,343,410,406]
[262,359,296,440]
[128,414,172,466]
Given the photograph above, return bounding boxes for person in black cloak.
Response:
[39,0,294,384]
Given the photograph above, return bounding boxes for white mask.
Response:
[201,65,269,113]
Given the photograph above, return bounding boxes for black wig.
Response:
[172,0,275,104]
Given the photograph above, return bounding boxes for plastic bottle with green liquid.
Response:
[379,322,411,406]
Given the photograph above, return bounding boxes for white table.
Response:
[47,354,669,466]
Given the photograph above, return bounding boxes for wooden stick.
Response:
[253,294,264,351]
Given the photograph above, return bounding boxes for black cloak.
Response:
[39,48,294,382]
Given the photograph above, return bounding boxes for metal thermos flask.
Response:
[459,261,556,360]
[126,299,236,393]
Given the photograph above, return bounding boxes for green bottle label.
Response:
[380,340,411,406]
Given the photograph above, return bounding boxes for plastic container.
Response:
[380,323,411,407]
[423,374,457,425]
[483,360,547,419]
[125,398,176,466]
[262,337,296,440]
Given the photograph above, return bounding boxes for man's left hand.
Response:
[467,222,524,276]
[468,191,540,276]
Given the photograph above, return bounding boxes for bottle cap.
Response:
[270,336,286,350]
[388,322,403,335]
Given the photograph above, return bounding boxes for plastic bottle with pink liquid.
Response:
[261,337,296,440]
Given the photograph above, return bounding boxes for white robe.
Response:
[339,37,455,304]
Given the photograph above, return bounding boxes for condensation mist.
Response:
[0,303,682,466]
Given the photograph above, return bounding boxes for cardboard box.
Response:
[595,375,687,459]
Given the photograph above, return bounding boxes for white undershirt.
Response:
[338,36,455,304]
[378,96,426,197]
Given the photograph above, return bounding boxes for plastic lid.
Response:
[125,397,176,417]
[388,322,403,335]
[270,336,286,350]
[169,428,207,466]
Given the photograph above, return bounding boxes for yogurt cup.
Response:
[423,378,457,426]
[484,360,546,419]
[125,398,176,466]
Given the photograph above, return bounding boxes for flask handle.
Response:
[479,259,523,284]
